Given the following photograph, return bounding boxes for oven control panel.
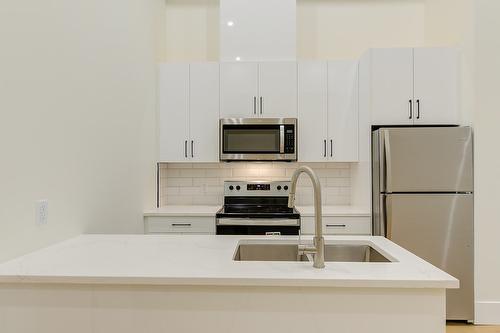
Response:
[247,184,270,191]
[224,181,291,196]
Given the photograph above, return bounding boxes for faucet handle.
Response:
[298,244,317,255]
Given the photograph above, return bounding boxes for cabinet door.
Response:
[159,64,189,162]
[220,62,259,118]
[298,61,328,162]
[370,48,414,125]
[328,60,359,162]
[189,63,220,162]
[413,48,459,125]
[258,61,297,117]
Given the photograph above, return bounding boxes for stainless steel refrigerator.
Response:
[372,127,474,321]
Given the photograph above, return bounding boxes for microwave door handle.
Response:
[279,125,285,153]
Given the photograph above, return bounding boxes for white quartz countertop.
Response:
[0,234,457,289]
[296,205,371,217]
[144,205,220,217]
[143,205,370,217]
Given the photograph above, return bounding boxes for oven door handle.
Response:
[216,218,300,226]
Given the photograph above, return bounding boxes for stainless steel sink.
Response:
[234,242,392,262]
[323,244,390,262]
[234,243,309,262]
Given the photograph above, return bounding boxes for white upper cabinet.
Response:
[189,63,220,162]
[220,62,297,118]
[219,0,296,62]
[360,47,459,126]
[328,60,359,162]
[220,62,259,118]
[413,48,459,125]
[368,48,414,125]
[159,63,219,162]
[297,61,359,162]
[258,62,297,118]
[159,64,189,162]
[298,61,328,162]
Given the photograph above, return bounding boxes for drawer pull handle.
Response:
[172,223,192,227]
[326,224,346,228]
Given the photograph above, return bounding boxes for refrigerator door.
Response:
[377,127,473,193]
[385,193,474,320]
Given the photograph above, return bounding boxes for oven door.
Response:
[219,118,296,161]
[216,218,300,235]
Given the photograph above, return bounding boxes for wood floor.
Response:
[447,323,500,333]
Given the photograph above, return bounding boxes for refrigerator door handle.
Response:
[384,131,393,193]
[385,195,392,239]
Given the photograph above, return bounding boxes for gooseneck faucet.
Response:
[288,166,325,269]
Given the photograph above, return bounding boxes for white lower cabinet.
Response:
[301,216,371,235]
[144,216,215,234]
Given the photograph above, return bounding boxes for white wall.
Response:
[164,0,219,61]
[471,0,500,324]
[164,0,427,61]
[0,0,163,262]
[297,0,426,59]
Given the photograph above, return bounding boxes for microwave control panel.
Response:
[284,125,295,153]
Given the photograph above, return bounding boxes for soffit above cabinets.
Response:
[219,0,296,62]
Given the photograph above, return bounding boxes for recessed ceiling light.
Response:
[227,21,234,27]
[235,57,241,61]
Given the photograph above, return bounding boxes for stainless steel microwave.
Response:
[220,118,297,161]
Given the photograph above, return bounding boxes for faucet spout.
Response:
[288,166,325,269]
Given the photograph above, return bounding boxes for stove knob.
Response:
[277,185,282,190]
[236,185,241,191]
[284,185,289,191]
[229,185,234,191]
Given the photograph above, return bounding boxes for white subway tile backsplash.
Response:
[167,178,193,187]
[179,169,205,178]
[205,169,232,177]
[159,162,352,206]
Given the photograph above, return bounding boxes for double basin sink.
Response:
[234,242,392,263]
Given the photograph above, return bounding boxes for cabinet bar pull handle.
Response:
[260,96,263,114]
[323,140,327,157]
[184,140,188,158]
[408,100,413,119]
[330,140,333,158]
[416,99,420,119]
[326,224,346,228]
[172,223,192,227]
[253,96,257,114]
[191,140,194,158]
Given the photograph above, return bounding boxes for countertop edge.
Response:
[0,276,458,289]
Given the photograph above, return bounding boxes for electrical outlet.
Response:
[36,200,48,225]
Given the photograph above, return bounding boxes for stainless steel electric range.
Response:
[216,181,301,235]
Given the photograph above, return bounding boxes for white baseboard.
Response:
[475,301,500,324]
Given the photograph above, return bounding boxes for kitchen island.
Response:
[0,234,457,333]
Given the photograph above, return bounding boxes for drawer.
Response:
[301,216,371,235]
[144,216,216,234]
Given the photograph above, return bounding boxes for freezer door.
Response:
[379,127,473,193]
[385,193,474,320]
